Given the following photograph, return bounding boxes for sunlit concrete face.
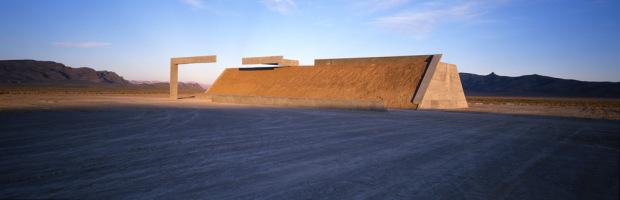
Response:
[418,62,469,109]
[242,56,299,66]
[170,55,216,99]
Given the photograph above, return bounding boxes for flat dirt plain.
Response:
[1,88,619,199]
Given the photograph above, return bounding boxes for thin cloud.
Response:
[353,0,412,13]
[180,0,205,9]
[52,42,111,48]
[259,0,297,15]
[370,0,507,38]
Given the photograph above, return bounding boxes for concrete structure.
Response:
[242,56,299,66]
[417,62,468,109]
[202,54,467,110]
[170,55,216,99]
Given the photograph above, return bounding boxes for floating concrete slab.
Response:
[172,56,216,65]
[170,55,216,99]
[242,56,299,66]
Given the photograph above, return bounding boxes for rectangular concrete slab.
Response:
[242,56,299,66]
[279,59,299,66]
[171,55,217,65]
[242,56,284,65]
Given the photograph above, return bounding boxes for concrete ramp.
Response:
[205,63,426,109]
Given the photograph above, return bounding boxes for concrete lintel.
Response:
[412,54,442,104]
[242,56,298,66]
[171,55,217,65]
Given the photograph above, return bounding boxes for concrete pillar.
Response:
[170,55,217,99]
[170,63,179,99]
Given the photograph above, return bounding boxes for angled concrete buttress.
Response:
[170,55,216,99]
[412,54,468,109]
[242,56,299,66]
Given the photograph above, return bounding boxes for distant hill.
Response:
[0,60,205,91]
[0,60,131,86]
[3,60,617,97]
[460,72,620,98]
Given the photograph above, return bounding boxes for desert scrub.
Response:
[467,96,620,111]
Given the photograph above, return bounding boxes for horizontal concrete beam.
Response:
[242,56,299,66]
[210,94,387,112]
[171,55,217,65]
[280,59,299,66]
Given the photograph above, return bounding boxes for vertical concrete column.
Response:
[170,63,179,99]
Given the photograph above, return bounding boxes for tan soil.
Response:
[1,90,617,120]
[463,96,620,120]
[206,63,428,109]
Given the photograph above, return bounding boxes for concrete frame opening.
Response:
[170,55,217,99]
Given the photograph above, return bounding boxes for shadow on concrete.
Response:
[239,67,279,71]
[410,55,435,103]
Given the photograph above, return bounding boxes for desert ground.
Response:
[1,89,619,199]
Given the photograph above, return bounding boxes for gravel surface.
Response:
[0,97,618,199]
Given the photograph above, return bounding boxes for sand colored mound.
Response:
[206,63,428,109]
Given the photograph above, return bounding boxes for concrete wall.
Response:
[204,54,467,110]
[418,62,468,109]
[211,94,387,111]
[242,56,299,66]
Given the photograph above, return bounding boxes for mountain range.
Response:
[0,60,205,91]
[1,59,618,98]
[460,72,620,98]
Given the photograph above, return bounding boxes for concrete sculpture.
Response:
[170,55,216,99]
[194,54,466,110]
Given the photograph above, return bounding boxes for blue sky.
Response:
[1,0,618,83]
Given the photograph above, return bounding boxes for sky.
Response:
[1,0,619,84]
